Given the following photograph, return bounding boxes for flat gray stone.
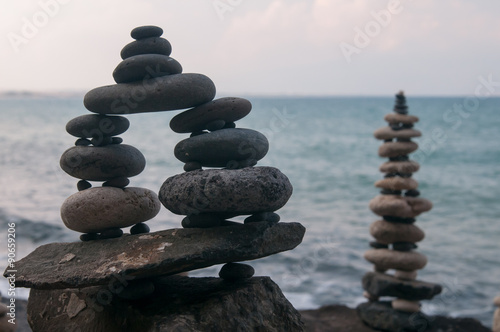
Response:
[362,272,442,301]
[120,37,171,59]
[112,54,182,84]
[84,73,216,114]
[27,276,305,332]
[170,97,252,133]
[66,114,129,138]
[60,144,145,181]
[159,167,293,216]
[174,128,269,167]
[131,25,163,40]
[7,222,305,289]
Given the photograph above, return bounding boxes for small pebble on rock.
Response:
[244,212,280,224]
[80,233,98,242]
[75,138,91,146]
[111,137,123,144]
[77,180,92,191]
[130,223,150,235]
[206,119,226,131]
[103,177,130,188]
[99,228,124,239]
[219,262,255,281]
[184,161,202,172]
[369,241,389,249]
[131,25,163,40]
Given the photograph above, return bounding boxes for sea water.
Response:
[0,95,499,327]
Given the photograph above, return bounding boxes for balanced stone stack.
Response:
[158,63,292,281]
[357,92,442,332]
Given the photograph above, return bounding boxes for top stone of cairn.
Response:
[131,25,163,40]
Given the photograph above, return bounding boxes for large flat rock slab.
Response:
[6,222,305,290]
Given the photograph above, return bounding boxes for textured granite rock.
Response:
[170,97,252,133]
[60,187,161,233]
[8,222,305,289]
[60,144,145,181]
[362,272,442,301]
[112,54,182,83]
[84,73,216,114]
[174,128,269,167]
[159,167,292,216]
[26,276,305,332]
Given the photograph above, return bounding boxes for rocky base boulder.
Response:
[27,276,304,332]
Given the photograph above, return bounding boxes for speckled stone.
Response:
[61,187,161,233]
[174,128,269,168]
[169,97,252,133]
[379,141,418,158]
[374,127,422,140]
[379,161,420,174]
[369,195,432,218]
[131,25,163,40]
[84,73,216,114]
[375,177,418,191]
[60,144,145,181]
[159,167,292,216]
[120,37,172,60]
[370,220,424,245]
[364,249,427,271]
[66,114,130,138]
[113,54,182,84]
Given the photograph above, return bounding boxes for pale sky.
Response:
[1,0,499,96]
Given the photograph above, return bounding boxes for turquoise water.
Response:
[0,96,499,327]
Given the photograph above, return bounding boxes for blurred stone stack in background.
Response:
[357,92,442,332]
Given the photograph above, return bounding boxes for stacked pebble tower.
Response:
[59,25,217,241]
[157,57,293,282]
[359,92,442,326]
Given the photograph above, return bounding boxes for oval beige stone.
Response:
[392,299,420,313]
[369,195,432,218]
[379,141,418,158]
[364,249,427,271]
[375,177,418,191]
[374,127,421,140]
[384,113,419,124]
[394,270,418,281]
[370,220,425,244]
[61,187,161,233]
[380,161,420,174]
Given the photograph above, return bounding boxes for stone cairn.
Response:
[357,92,442,332]
[9,26,305,331]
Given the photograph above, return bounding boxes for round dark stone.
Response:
[384,173,397,178]
[113,54,182,84]
[80,233,98,241]
[392,242,418,251]
[383,216,416,224]
[60,144,146,181]
[184,161,202,172]
[405,189,420,197]
[111,137,123,144]
[224,122,236,129]
[130,223,150,235]
[75,138,91,146]
[244,212,280,224]
[182,213,223,228]
[219,263,255,281]
[103,177,130,188]
[99,228,123,239]
[206,119,226,132]
[84,73,216,115]
[369,241,389,249]
[402,123,414,129]
[384,138,393,142]
[91,136,113,146]
[174,128,269,168]
[380,189,402,196]
[66,114,130,138]
[77,180,92,191]
[170,97,252,133]
[225,158,257,170]
[389,155,409,162]
[120,37,172,60]
[131,25,163,40]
